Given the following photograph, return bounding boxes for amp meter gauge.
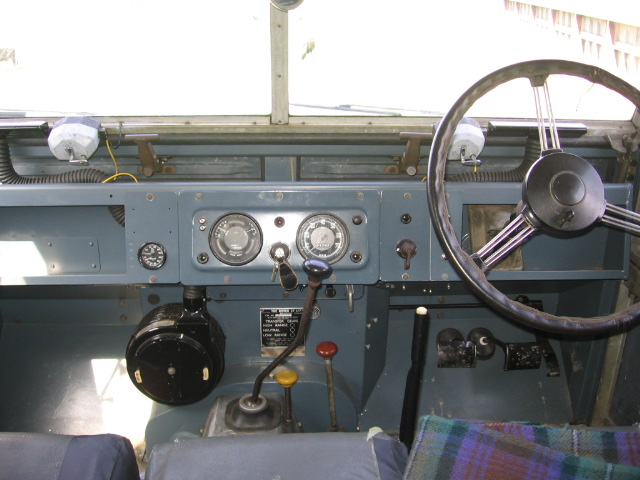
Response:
[138,242,167,270]
[297,213,350,264]
[209,213,263,266]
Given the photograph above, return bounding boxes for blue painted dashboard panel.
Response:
[0,181,631,286]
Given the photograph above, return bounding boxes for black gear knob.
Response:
[303,258,332,283]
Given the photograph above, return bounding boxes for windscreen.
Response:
[0,0,271,116]
[1,0,637,119]
[288,0,638,119]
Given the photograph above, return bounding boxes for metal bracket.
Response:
[399,132,430,176]
[126,134,162,177]
[459,148,482,167]
[346,284,355,312]
[608,131,640,155]
[607,128,639,183]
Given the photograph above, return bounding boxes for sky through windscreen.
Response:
[0,0,637,118]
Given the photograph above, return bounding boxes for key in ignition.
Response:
[270,242,299,290]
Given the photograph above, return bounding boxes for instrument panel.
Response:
[179,187,381,286]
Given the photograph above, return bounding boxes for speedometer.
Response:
[297,213,349,264]
[209,213,262,266]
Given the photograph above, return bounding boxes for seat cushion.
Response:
[404,415,640,480]
[0,432,139,480]
[146,430,407,480]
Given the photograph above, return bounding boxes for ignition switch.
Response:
[396,239,417,270]
[269,242,298,290]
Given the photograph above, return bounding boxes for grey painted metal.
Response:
[359,306,574,431]
[0,181,631,286]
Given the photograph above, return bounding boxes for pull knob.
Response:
[316,341,338,360]
[303,258,332,284]
[276,370,298,433]
[276,369,299,389]
[396,239,417,270]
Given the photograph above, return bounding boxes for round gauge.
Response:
[297,213,350,264]
[138,242,167,270]
[209,213,262,266]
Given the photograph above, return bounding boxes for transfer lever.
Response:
[276,370,299,433]
[316,341,342,432]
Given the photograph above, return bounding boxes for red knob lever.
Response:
[316,341,338,360]
[316,341,341,432]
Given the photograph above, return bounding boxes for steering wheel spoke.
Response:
[473,213,537,271]
[601,203,640,236]
[531,78,561,152]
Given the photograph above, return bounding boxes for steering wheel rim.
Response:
[427,59,640,334]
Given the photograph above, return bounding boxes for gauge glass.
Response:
[209,213,262,266]
[138,242,167,270]
[297,213,349,264]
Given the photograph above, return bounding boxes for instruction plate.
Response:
[260,307,305,357]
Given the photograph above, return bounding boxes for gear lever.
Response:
[241,258,332,412]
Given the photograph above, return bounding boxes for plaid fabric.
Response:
[404,415,640,480]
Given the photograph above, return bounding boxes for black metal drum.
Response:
[126,287,225,405]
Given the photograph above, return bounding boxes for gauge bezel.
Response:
[208,212,263,266]
[296,212,350,264]
[138,242,167,270]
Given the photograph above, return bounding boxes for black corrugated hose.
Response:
[450,136,541,183]
[0,135,125,226]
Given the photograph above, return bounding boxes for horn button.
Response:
[522,151,606,234]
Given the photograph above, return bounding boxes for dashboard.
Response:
[0,180,631,287]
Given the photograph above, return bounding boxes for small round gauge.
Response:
[138,242,167,270]
[297,213,350,264]
[209,213,262,266]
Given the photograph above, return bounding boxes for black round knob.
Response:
[303,258,332,281]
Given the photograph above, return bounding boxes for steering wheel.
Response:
[427,60,640,334]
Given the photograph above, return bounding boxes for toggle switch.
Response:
[396,239,417,270]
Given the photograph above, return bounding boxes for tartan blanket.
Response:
[404,415,640,480]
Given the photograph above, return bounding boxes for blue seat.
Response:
[145,430,407,480]
[0,432,139,480]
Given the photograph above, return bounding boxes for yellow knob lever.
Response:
[276,370,298,388]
